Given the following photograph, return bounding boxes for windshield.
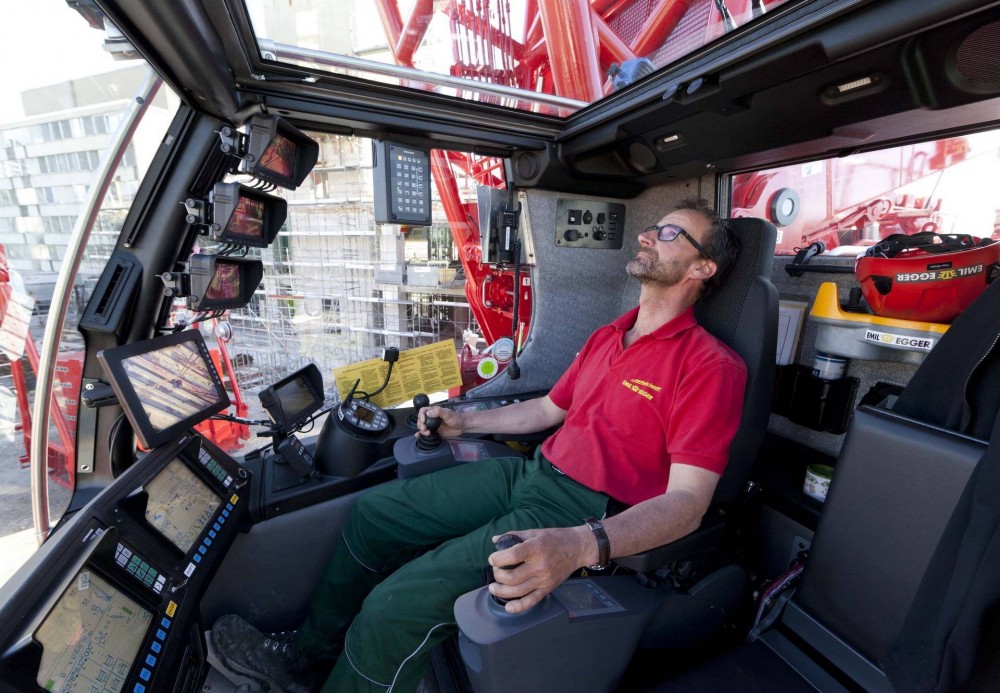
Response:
[247,0,798,116]
[0,1,180,585]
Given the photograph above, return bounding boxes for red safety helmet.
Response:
[855,232,1000,323]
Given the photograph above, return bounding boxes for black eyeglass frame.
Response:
[642,223,708,257]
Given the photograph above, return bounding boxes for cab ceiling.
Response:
[94,0,1000,196]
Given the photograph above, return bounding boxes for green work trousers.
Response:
[294,451,609,693]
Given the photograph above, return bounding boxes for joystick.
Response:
[416,416,443,451]
[491,533,524,607]
[407,393,430,428]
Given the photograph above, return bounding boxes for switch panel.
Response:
[555,199,626,249]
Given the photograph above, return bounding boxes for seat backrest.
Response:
[695,217,778,506]
[783,406,984,690]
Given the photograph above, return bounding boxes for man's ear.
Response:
[690,258,717,281]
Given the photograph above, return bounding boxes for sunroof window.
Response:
[246,0,797,116]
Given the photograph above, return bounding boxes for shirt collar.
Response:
[610,305,698,340]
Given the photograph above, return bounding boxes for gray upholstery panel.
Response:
[792,406,984,665]
[471,179,717,399]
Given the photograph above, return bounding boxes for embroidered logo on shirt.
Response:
[621,378,661,401]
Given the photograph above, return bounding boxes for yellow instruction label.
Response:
[333,341,462,409]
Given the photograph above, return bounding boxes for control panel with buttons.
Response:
[555,199,626,250]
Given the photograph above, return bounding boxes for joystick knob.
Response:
[416,416,443,451]
[491,533,524,607]
[407,393,430,427]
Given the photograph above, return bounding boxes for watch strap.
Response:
[583,516,611,569]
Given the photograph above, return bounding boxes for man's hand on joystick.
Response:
[489,534,524,607]
[415,416,443,451]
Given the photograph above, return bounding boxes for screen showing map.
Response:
[144,457,221,554]
[122,340,224,433]
[35,570,152,693]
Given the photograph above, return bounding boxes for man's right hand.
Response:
[416,405,466,439]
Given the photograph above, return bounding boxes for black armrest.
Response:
[612,521,726,573]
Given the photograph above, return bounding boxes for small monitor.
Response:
[144,456,222,554]
[210,182,286,247]
[35,569,153,693]
[97,330,230,449]
[187,255,263,312]
[258,363,324,434]
[242,115,319,189]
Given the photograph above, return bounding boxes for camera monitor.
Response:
[210,182,287,247]
[97,330,230,450]
[259,363,324,434]
[242,114,319,190]
[187,255,263,312]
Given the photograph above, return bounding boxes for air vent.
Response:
[80,252,141,337]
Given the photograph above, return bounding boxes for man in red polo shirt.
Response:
[211,198,747,693]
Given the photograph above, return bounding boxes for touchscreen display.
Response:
[121,340,223,433]
[144,457,221,553]
[35,570,152,693]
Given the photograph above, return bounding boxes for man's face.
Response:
[626,209,712,287]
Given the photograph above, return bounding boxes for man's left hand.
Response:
[487,526,595,614]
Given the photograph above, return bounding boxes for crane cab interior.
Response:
[1,0,1000,691]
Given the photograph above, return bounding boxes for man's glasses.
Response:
[642,223,707,257]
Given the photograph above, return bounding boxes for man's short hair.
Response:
[673,197,739,298]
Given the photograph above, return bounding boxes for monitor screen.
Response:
[97,330,230,449]
[274,376,317,422]
[187,255,263,312]
[257,133,297,181]
[144,457,221,554]
[204,261,241,301]
[35,570,153,693]
[226,194,265,240]
[242,115,318,189]
[258,363,324,434]
[210,181,286,248]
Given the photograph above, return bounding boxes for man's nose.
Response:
[638,229,656,246]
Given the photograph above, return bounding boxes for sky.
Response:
[0,0,121,124]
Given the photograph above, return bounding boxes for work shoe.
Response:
[211,614,317,693]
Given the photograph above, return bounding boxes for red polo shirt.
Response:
[540,306,747,507]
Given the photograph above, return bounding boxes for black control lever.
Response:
[490,533,524,607]
[416,416,443,451]
[407,393,430,428]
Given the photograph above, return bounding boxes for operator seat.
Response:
[452,218,779,693]
[615,215,779,572]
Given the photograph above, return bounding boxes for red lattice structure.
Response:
[373,0,768,350]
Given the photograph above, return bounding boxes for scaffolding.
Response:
[221,133,479,402]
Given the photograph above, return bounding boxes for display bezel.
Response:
[242,115,319,190]
[187,254,264,312]
[97,330,230,450]
[210,181,287,248]
[143,455,223,556]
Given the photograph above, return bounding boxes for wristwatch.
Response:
[583,517,611,570]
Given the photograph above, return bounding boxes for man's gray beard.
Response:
[626,255,683,287]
